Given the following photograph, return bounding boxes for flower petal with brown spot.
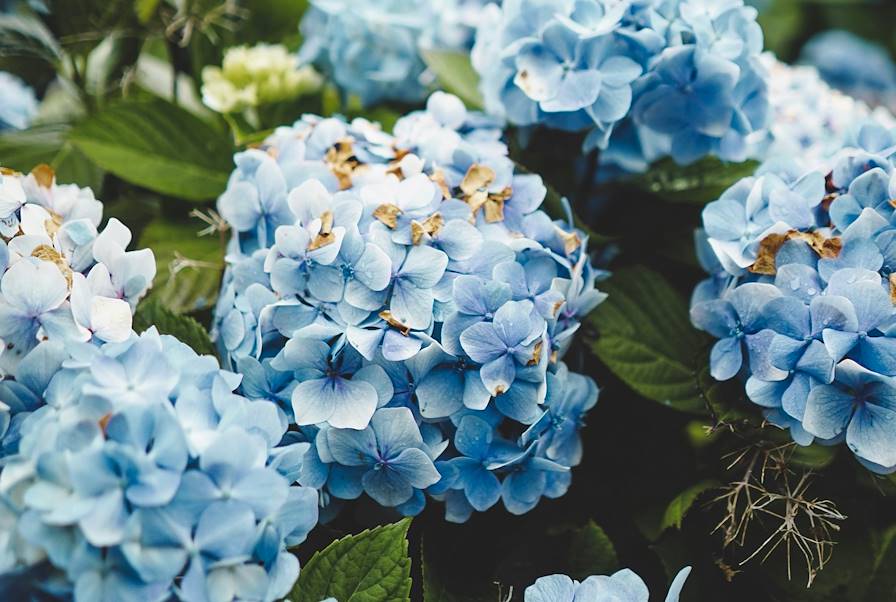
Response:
[32,244,73,287]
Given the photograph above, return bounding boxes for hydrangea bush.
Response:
[473,0,770,167]
[0,329,318,601]
[213,92,604,521]
[800,30,896,113]
[299,0,488,105]
[748,54,896,172]
[693,120,896,473]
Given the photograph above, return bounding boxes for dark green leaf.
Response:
[132,299,215,356]
[239,0,308,46]
[660,480,720,532]
[567,521,619,580]
[864,525,896,601]
[0,15,62,64]
[138,216,225,314]
[632,157,759,204]
[420,49,484,110]
[42,0,138,56]
[290,518,413,602]
[70,99,233,200]
[588,266,711,414]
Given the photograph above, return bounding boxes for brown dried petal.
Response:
[410,212,444,245]
[890,274,896,305]
[31,164,55,188]
[460,164,495,196]
[527,340,543,366]
[308,211,336,251]
[378,310,411,336]
[431,169,451,200]
[750,230,842,275]
[373,204,403,229]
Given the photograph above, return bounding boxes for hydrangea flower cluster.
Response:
[299,0,489,105]
[201,44,323,114]
[213,92,604,522]
[693,121,896,474]
[525,566,691,602]
[0,329,318,601]
[748,54,896,173]
[800,30,896,113]
[473,0,770,167]
[0,166,154,378]
[0,72,37,131]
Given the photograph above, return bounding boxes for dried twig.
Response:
[711,443,845,587]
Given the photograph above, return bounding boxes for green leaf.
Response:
[290,518,413,602]
[132,299,215,356]
[135,0,163,24]
[660,480,720,532]
[567,521,619,580]
[633,157,759,204]
[239,0,308,45]
[70,99,233,200]
[138,216,225,314]
[0,125,104,192]
[864,525,896,601]
[0,15,62,64]
[588,266,711,414]
[420,49,484,110]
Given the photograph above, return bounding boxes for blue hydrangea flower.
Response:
[693,123,896,473]
[213,93,604,522]
[525,566,692,602]
[747,54,895,173]
[801,30,896,113]
[299,0,490,105]
[474,0,769,165]
[0,329,318,601]
[0,72,37,131]
[0,168,153,375]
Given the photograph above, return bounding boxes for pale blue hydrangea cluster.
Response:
[0,329,318,601]
[213,92,603,522]
[800,30,896,114]
[693,121,896,474]
[473,0,769,167]
[0,168,154,380]
[0,72,38,131]
[525,566,691,602]
[298,0,490,105]
[747,54,896,174]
